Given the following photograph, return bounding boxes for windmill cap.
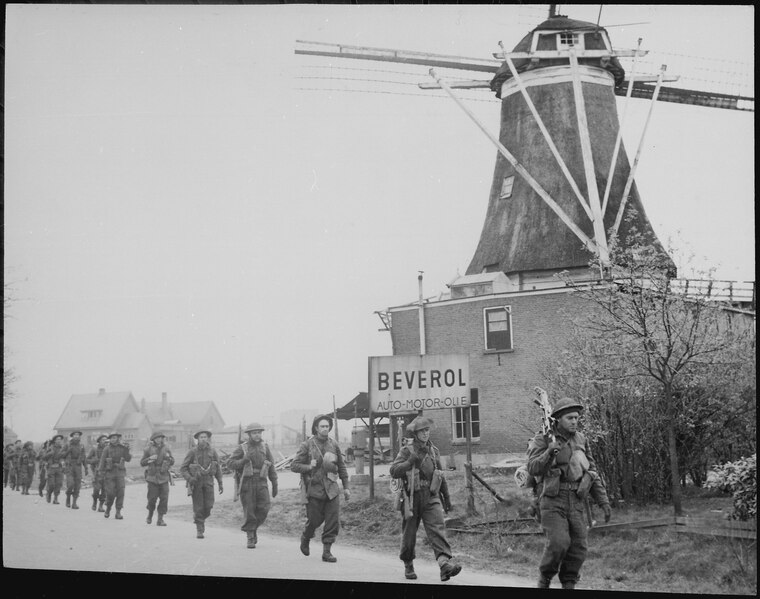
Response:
[244,423,265,433]
[551,398,584,419]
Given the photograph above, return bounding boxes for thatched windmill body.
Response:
[296,7,753,291]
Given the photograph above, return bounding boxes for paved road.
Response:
[2,479,534,589]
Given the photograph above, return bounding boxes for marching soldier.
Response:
[389,416,461,582]
[37,440,49,497]
[99,432,132,519]
[3,443,14,488]
[140,431,175,526]
[527,397,611,590]
[61,430,87,509]
[180,430,224,539]
[227,422,278,548]
[43,435,66,504]
[87,435,108,511]
[291,414,350,563]
[9,440,23,491]
[17,441,37,495]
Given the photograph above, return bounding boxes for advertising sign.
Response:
[368,354,470,414]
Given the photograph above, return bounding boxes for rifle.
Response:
[233,423,243,502]
[533,386,555,444]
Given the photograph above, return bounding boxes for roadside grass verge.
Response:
[169,469,756,594]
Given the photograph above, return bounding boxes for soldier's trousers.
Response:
[3,466,9,486]
[191,484,215,524]
[146,481,170,515]
[46,468,64,496]
[20,466,35,490]
[66,467,84,498]
[104,475,126,510]
[303,494,340,545]
[38,467,47,494]
[91,474,106,502]
[239,479,271,533]
[538,489,589,584]
[399,488,452,563]
[9,466,18,489]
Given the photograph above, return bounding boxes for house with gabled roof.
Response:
[138,392,226,451]
[54,388,151,447]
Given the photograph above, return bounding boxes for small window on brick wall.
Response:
[499,175,515,199]
[484,306,513,351]
[452,388,480,442]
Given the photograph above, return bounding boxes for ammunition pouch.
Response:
[430,469,443,495]
[541,468,562,498]
[576,470,595,501]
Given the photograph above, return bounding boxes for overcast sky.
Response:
[4,4,754,442]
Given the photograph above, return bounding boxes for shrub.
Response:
[706,454,757,521]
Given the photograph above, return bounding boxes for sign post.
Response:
[368,353,471,503]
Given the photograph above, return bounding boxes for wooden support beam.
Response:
[429,68,599,258]
[469,467,507,502]
[492,49,648,60]
[568,49,609,265]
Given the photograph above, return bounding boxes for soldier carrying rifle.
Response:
[526,394,611,590]
[180,430,224,539]
[98,431,132,520]
[227,422,278,549]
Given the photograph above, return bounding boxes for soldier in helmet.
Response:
[140,431,175,526]
[527,397,611,590]
[3,443,14,488]
[227,423,278,548]
[98,432,132,519]
[42,435,67,503]
[180,430,224,539]
[390,416,461,582]
[37,440,49,497]
[61,430,87,509]
[87,435,108,511]
[17,441,37,495]
[291,414,350,563]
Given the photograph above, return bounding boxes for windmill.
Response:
[295,5,754,292]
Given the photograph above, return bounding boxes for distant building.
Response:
[139,392,226,451]
[3,426,19,446]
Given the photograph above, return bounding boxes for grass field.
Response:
[171,468,757,594]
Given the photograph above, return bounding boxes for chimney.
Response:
[99,388,106,396]
[162,392,168,414]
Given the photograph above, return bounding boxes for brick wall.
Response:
[390,288,588,458]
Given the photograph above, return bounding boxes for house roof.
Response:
[118,411,149,430]
[143,400,222,428]
[54,391,138,431]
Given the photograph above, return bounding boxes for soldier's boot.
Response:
[104,506,111,518]
[439,557,462,582]
[71,497,79,509]
[156,514,166,527]
[115,508,123,520]
[146,509,154,524]
[92,497,98,511]
[246,531,256,549]
[321,544,337,563]
[196,522,205,539]
[46,491,52,503]
[561,581,576,590]
[65,494,71,508]
[98,500,105,512]
[39,488,44,497]
[53,493,60,505]
[537,576,552,589]
[299,535,310,556]
[404,561,417,580]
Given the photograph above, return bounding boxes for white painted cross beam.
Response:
[368,354,470,414]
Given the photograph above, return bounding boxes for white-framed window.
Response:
[484,306,513,351]
[558,32,581,49]
[81,409,102,421]
[453,388,480,442]
[500,175,515,199]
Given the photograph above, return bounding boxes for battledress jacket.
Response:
[98,443,133,478]
[526,429,609,506]
[61,441,87,474]
[180,445,223,488]
[87,445,106,477]
[140,444,175,485]
[228,440,278,487]
[290,436,348,502]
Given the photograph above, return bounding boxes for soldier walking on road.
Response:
[390,416,461,582]
[291,414,350,563]
[61,430,87,509]
[9,440,23,491]
[17,441,37,495]
[140,431,175,526]
[3,443,14,488]
[43,435,66,503]
[87,435,108,511]
[99,432,132,519]
[228,422,278,548]
[180,430,224,539]
[37,440,49,497]
[527,397,611,590]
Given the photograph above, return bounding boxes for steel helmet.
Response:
[550,398,584,419]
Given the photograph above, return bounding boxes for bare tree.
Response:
[558,232,755,516]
